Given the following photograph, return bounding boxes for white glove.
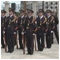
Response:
[51,31,53,33]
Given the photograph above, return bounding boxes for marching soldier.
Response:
[1,10,7,48]
[13,12,18,48]
[25,9,30,18]
[51,15,59,44]
[18,10,25,49]
[25,9,35,55]
[5,8,17,53]
[35,9,46,51]
[45,10,53,48]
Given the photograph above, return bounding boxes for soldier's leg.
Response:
[54,29,59,44]
[28,40,31,54]
[5,32,7,45]
[1,31,5,48]
[39,35,44,51]
[41,34,44,49]
[14,32,17,46]
[26,34,30,54]
[7,34,11,52]
[46,33,49,48]
[37,34,40,50]
[51,33,53,44]
[49,33,52,48]
[30,34,34,54]
[10,34,14,52]
[19,32,23,49]
[46,33,51,48]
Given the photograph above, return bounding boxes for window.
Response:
[51,2,53,5]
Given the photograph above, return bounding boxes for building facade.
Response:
[20,1,59,17]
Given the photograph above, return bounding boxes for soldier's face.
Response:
[9,11,13,15]
[1,13,5,16]
[20,12,24,16]
[28,13,32,16]
[47,12,51,16]
[38,12,43,16]
[14,14,17,19]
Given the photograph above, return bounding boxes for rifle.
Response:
[16,35,18,49]
[14,18,19,49]
[14,33,18,49]
[34,34,37,51]
[22,31,25,54]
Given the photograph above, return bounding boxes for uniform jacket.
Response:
[5,15,17,34]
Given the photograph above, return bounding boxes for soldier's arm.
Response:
[45,22,48,32]
[24,17,28,30]
[50,16,55,22]
[34,18,38,32]
[18,17,20,28]
[4,16,7,30]
[43,16,47,24]
[4,16,9,29]
[15,18,18,30]
[55,16,59,25]
[52,19,56,29]
[22,17,25,31]
[44,19,48,32]
[32,17,36,23]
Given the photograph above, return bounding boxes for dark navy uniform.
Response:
[45,10,54,48]
[18,15,25,49]
[1,10,6,48]
[5,8,16,53]
[1,16,6,48]
[25,16,34,55]
[36,16,46,51]
[51,15,59,44]
[35,9,46,51]
[5,8,18,53]
[45,16,52,48]
[5,15,16,53]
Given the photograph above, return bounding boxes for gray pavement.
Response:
[1,43,59,59]
[1,33,59,59]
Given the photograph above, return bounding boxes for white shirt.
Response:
[47,15,51,18]
[2,16,5,18]
[40,15,44,19]
[10,14,13,17]
[28,16,32,18]
[21,15,24,18]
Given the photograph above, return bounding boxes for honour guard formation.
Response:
[1,8,59,55]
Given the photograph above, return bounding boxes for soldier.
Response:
[18,10,25,49]
[52,14,59,44]
[45,10,53,48]
[35,9,46,51]
[25,9,35,55]
[5,8,17,53]
[25,9,30,17]
[1,10,6,48]
[13,12,18,48]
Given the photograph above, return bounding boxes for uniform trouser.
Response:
[51,32,53,44]
[14,31,17,45]
[1,31,5,47]
[54,28,59,44]
[26,31,34,54]
[6,34,14,52]
[46,32,52,48]
[19,31,23,48]
[37,34,44,51]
